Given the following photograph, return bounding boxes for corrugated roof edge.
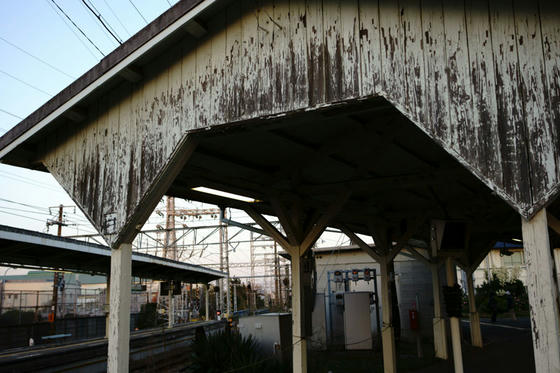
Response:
[0,0,205,153]
[0,224,226,278]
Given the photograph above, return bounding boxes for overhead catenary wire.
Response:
[0,108,22,120]
[80,0,123,45]
[0,69,52,97]
[0,210,49,223]
[0,36,75,80]
[101,0,131,37]
[0,197,49,212]
[49,0,106,57]
[44,0,99,61]
[127,0,148,24]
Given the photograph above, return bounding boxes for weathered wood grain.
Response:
[306,0,325,106]
[195,23,212,128]
[540,0,560,198]
[443,1,475,161]
[339,0,360,98]
[514,0,556,203]
[258,0,274,115]
[38,0,560,244]
[489,0,531,208]
[465,0,502,185]
[288,0,308,109]
[271,0,291,112]
[211,10,227,126]
[225,2,242,121]
[401,0,426,124]
[358,0,382,95]
[421,0,449,139]
[378,0,405,107]
[240,0,259,119]
[324,0,343,102]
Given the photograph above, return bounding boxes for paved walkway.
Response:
[412,317,534,373]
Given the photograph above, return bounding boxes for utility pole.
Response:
[164,197,176,327]
[221,208,231,316]
[47,204,70,327]
[274,242,280,307]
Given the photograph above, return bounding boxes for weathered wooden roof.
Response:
[0,0,558,254]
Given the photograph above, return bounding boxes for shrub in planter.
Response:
[188,328,288,373]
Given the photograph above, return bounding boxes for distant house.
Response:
[0,271,151,317]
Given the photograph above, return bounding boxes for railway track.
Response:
[0,320,224,372]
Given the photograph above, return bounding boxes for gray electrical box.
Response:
[343,292,373,350]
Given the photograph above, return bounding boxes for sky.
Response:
[0,0,352,281]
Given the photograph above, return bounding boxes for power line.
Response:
[100,0,131,37]
[0,197,48,212]
[0,36,75,80]
[0,69,52,97]
[0,108,22,120]
[0,210,48,223]
[0,206,51,216]
[81,0,122,45]
[127,0,148,24]
[45,0,99,61]
[49,0,106,57]
[0,170,62,191]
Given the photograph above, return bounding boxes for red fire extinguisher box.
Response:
[409,309,419,330]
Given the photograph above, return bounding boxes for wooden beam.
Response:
[389,215,428,260]
[300,190,351,254]
[63,108,86,122]
[270,197,301,246]
[116,137,198,247]
[118,66,143,82]
[340,225,381,262]
[244,207,293,254]
[522,209,560,372]
[406,247,431,267]
[547,211,560,235]
[184,18,207,38]
[367,219,389,253]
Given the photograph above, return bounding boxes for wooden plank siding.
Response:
[39,0,560,246]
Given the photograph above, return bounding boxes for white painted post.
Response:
[554,248,560,286]
[445,258,464,373]
[291,252,307,373]
[466,271,482,347]
[521,209,560,373]
[380,257,397,373]
[108,243,132,373]
[168,287,174,328]
[431,262,448,359]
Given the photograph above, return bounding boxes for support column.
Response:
[466,271,482,347]
[445,258,464,373]
[105,274,110,338]
[108,243,132,373]
[205,284,209,321]
[168,287,174,328]
[430,262,448,359]
[521,209,560,373]
[380,257,397,373]
[291,252,307,373]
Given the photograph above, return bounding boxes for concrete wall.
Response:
[238,313,292,362]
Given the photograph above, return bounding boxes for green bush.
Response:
[475,273,529,314]
[188,328,288,373]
